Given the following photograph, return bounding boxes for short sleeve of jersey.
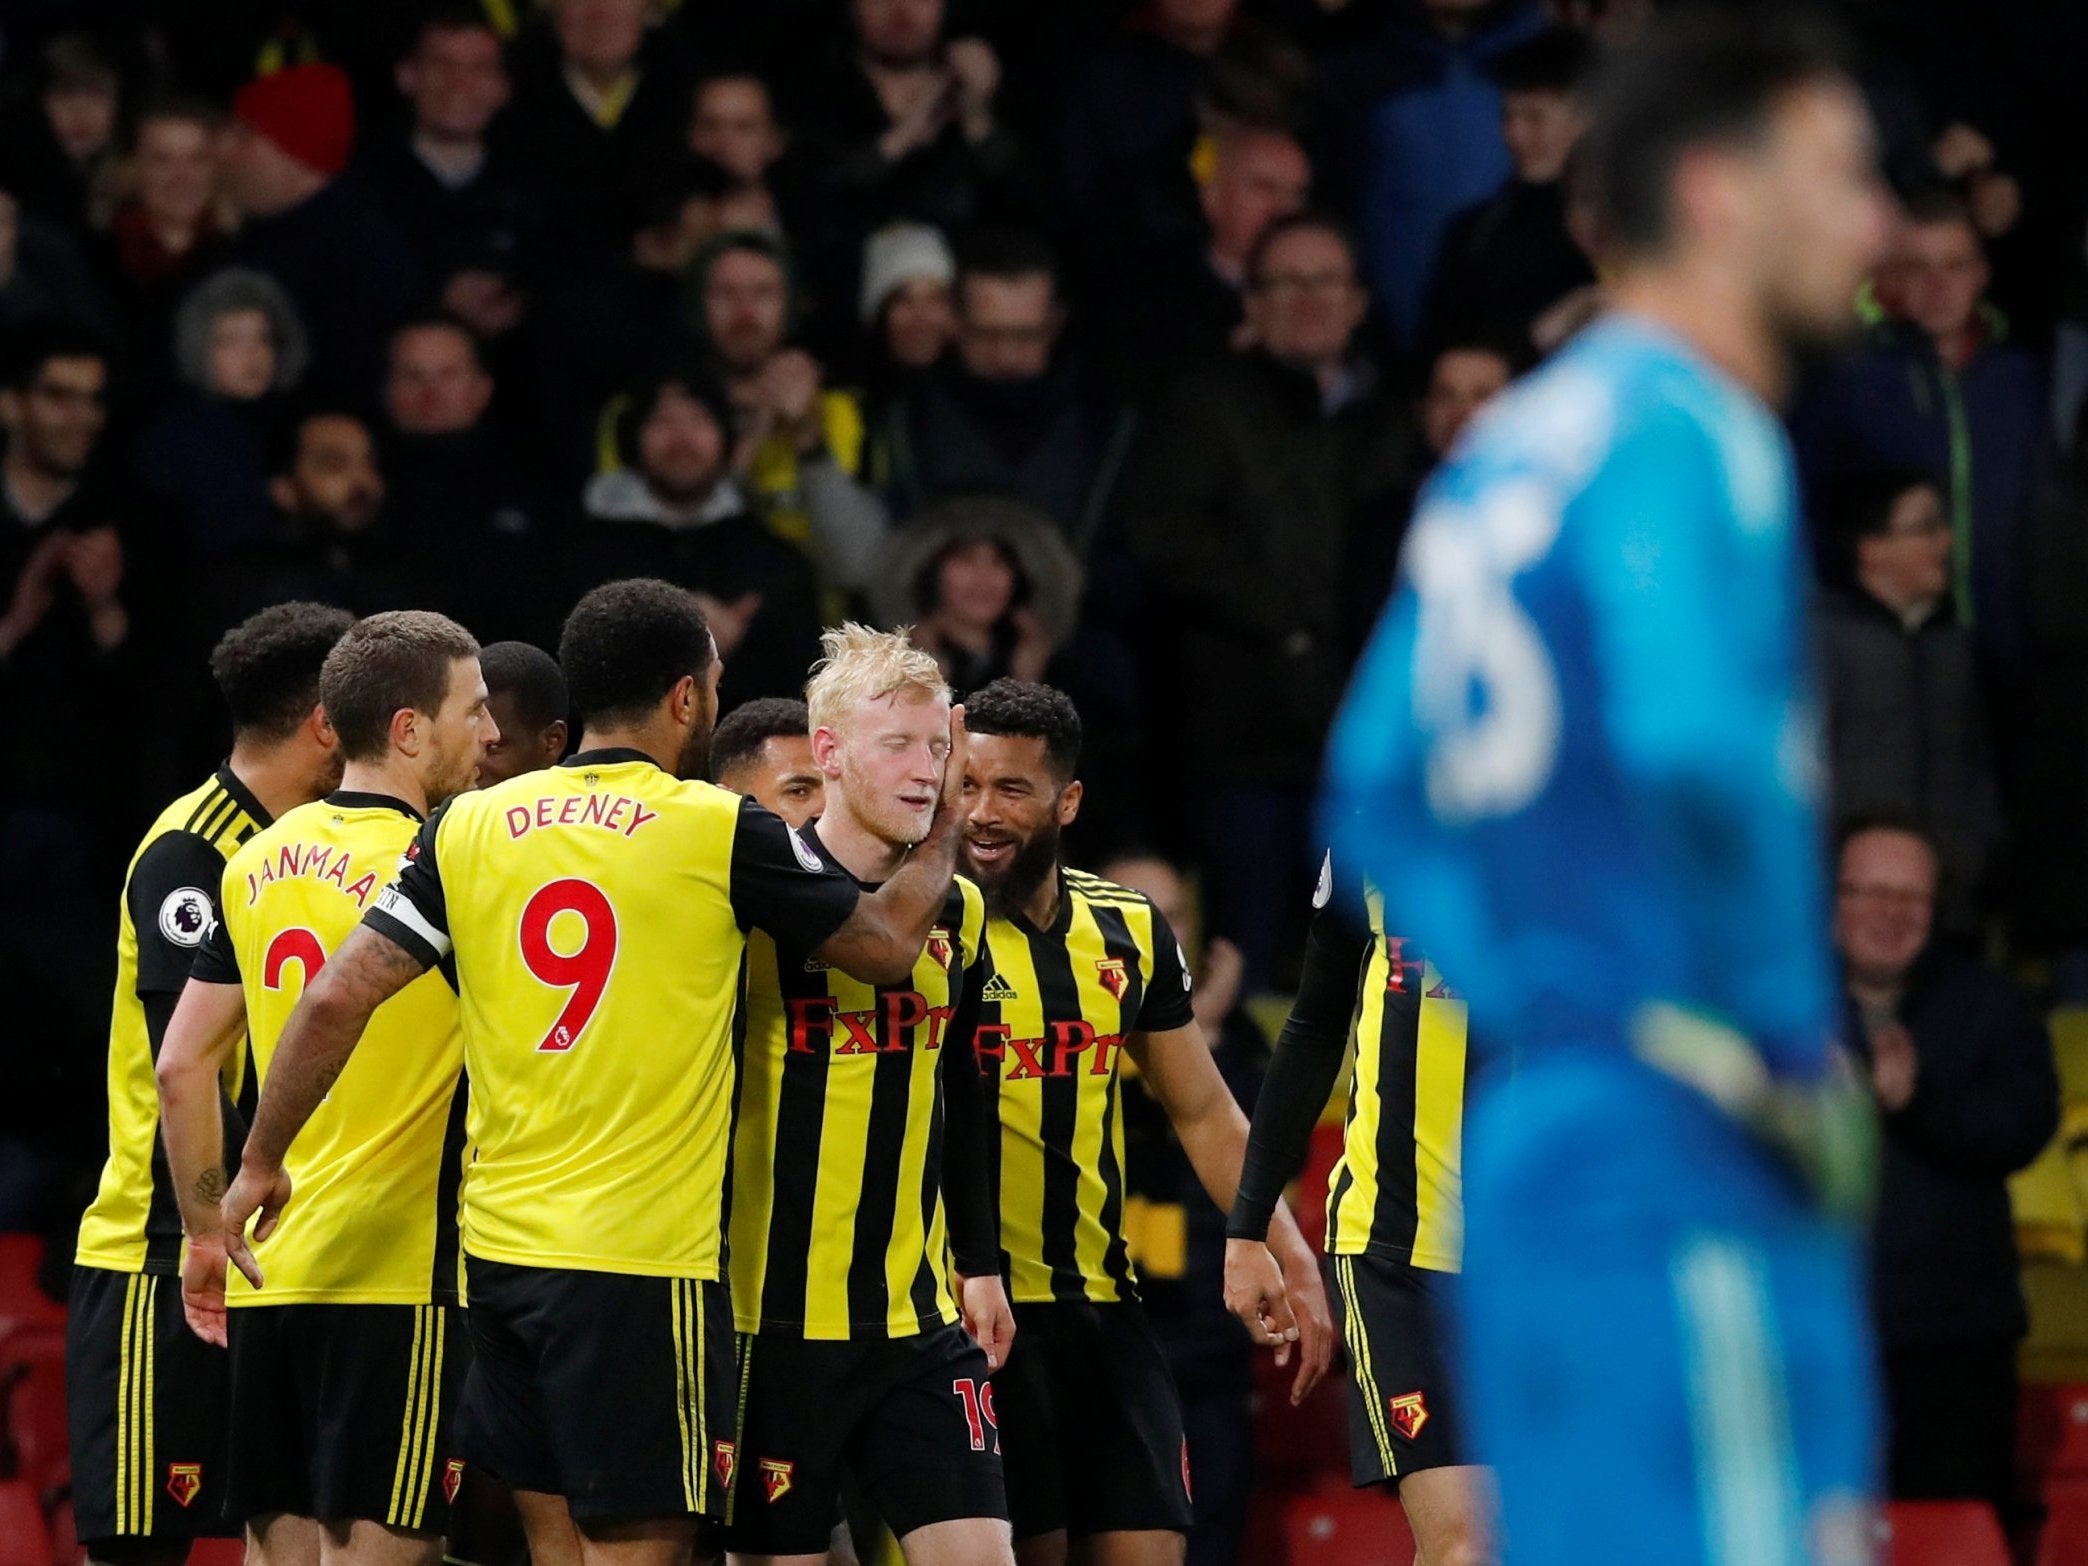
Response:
[128,830,230,995]
[189,899,242,986]
[365,806,451,968]
[728,799,861,944]
[1135,900,1196,1034]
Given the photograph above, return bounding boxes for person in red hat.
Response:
[226,62,426,401]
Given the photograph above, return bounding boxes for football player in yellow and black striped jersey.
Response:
[724,626,1016,1564]
[157,612,494,1562]
[1226,848,1484,1565]
[66,602,351,1559]
[958,681,1332,1566]
[218,581,967,1566]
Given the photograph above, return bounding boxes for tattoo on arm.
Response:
[195,1166,226,1207]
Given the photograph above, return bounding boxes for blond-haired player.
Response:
[723,625,1016,1566]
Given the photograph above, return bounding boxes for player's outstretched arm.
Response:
[154,977,250,1346]
[221,924,425,1287]
[1134,1020,1336,1403]
[816,704,969,984]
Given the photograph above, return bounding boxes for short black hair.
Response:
[1496,27,1597,97]
[1430,330,1529,380]
[709,697,810,783]
[389,310,485,370]
[410,0,501,52]
[956,228,1061,299]
[1245,210,1360,291]
[320,610,480,763]
[267,403,370,479]
[1578,6,1853,257]
[1902,184,1981,243]
[1815,466,1944,585]
[964,679,1082,781]
[2,317,109,391]
[209,602,356,740]
[480,640,569,733]
[559,579,715,728]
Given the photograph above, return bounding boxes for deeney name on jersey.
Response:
[502,793,660,839]
[243,841,382,908]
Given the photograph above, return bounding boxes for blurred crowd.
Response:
[1,0,2086,1536]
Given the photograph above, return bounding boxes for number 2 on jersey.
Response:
[520,879,618,1053]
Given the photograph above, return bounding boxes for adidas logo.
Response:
[980,974,1018,1002]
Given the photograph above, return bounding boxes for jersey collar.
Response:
[215,764,274,831]
[323,789,425,822]
[561,747,657,770]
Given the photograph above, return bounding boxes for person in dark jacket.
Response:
[1814,470,2004,934]
[1124,213,1411,988]
[569,367,821,709]
[1793,188,2050,662]
[1421,26,1595,356]
[1835,815,2057,1518]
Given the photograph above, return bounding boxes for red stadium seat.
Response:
[0,1333,69,1496]
[2023,1383,2088,1483]
[1877,1500,2009,1566]
[0,1239,62,1341]
[1265,1480,1415,1566]
[0,1481,50,1566]
[184,1542,243,1566]
[47,1495,76,1566]
[2041,1479,2088,1566]
[1253,1349,1352,1487]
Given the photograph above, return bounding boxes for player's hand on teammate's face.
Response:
[956,1270,1016,1371]
[938,704,969,816]
[1279,1242,1336,1405]
[220,1161,293,1291]
[1223,1238,1300,1361]
[180,1232,230,1348]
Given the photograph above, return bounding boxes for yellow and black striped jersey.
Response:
[365,749,862,1279]
[76,769,266,1275]
[730,831,990,1339]
[193,792,467,1305]
[976,867,1195,1305]
[1324,874,1468,1271]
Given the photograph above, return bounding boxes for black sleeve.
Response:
[187,908,242,987]
[1133,902,1196,1035]
[1226,854,1372,1242]
[1889,977,2061,1179]
[127,831,227,997]
[363,806,451,969]
[727,800,861,945]
[940,953,999,1277]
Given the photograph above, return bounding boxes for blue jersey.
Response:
[1326,315,1832,1081]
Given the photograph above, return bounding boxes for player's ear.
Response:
[543,719,569,762]
[810,724,844,779]
[1056,778,1083,826]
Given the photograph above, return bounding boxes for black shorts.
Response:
[67,1266,237,1543]
[225,1302,468,1532]
[994,1300,1191,1541]
[724,1322,1006,1555]
[1326,1252,1466,1486]
[459,1256,736,1521]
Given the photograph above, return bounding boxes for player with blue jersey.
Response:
[1326,13,1892,1565]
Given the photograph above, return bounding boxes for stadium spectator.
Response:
[690,231,892,589]
[381,314,560,646]
[1815,471,2003,934]
[130,268,307,556]
[1125,213,1411,989]
[1100,848,1265,1566]
[97,99,235,355]
[1345,334,1516,654]
[1315,0,1549,348]
[224,62,427,400]
[1422,26,1596,354]
[1793,189,2050,662]
[505,0,697,259]
[859,221,957,404]
[0,35,121,235]
[1835,817,2056,1521]
[0,183,112,336]
[571,366,821,705]
[867,492,1081,696]
[876,230,1131,549]
[359,6,540,346]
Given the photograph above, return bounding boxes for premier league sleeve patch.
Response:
[157,887,214,947]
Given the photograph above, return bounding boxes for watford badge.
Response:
[713,1440,738,1491]
[760,1458,795,1504]
[927,931,954,971]
[443,1459,466,1505]
[1096,957,1129,1000]
[165,1462,203,1508]
[1388,1391,1430,1442]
